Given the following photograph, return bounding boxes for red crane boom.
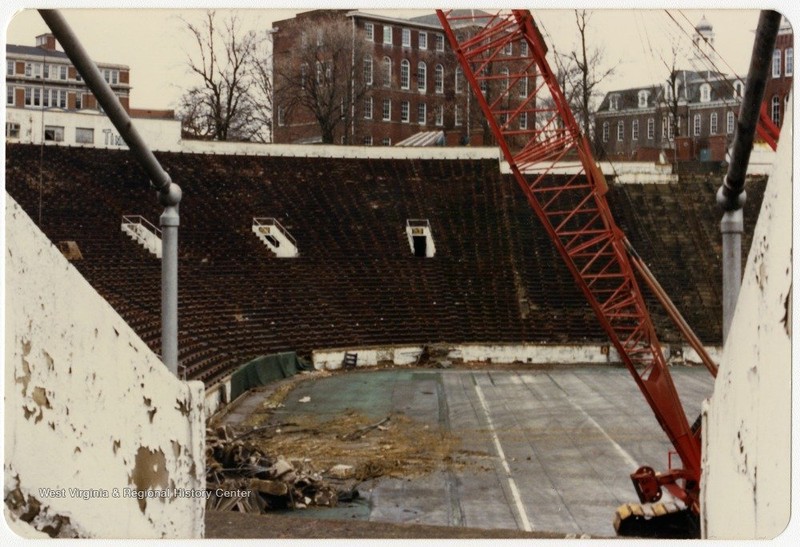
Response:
[436,9,709,535]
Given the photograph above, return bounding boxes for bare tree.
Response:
[568,10,617,143]
[273,15,374,144]
[657,44,687,162]
[178,11,271,142]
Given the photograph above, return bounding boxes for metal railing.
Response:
[406,219,431,230]
[252,217,297,248]
[122,215,163,239]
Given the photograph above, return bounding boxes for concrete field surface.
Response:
[209,365,713,538]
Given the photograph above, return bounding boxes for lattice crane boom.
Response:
[437,9,707,535]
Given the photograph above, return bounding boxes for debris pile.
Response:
[206,425,356,513]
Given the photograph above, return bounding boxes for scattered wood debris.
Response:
[206,425,355,513]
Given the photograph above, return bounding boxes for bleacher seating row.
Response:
[5,143,766,386]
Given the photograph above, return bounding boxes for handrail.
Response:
[406,219,431,229]
[122,215,162,238]
[252,217,297,247]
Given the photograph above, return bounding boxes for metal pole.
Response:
[39,9,182,375]
[716,10,780,343]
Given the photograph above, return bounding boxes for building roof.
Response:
[7,43,70,60]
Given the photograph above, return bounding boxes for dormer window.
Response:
[733,80,744,98]
[609,94,620,111]
[700,83,711,103]
[638,90,650,108]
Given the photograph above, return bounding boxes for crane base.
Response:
[614,502,700,539]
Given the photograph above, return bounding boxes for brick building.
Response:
[272,10,528,146]
[6,32,179,148]
[764,17,793,128]
[595,16,792,163]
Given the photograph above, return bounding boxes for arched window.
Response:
[710,112,718,134]
[400,59,410,89]
[602,121,609,142]
[700,83,711,103]
[617,121,624,141]
[435,64,444,93]
[786,48,794,77]
[382,57,392,87]
[417,61,427,92]
[501,67,510,90]
[727,111,735,134]
[638,90,649,108]
[733,80,744,98]
[771,95,781,125]
[693,114,701,136]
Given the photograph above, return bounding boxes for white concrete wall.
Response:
[4,196,205,539]
[6,107,181,150]
[311,342,717,370]
[701,99,792,539]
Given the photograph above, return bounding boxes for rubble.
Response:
[206,425,347,513]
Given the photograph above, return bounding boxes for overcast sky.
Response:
[3,3,792,112]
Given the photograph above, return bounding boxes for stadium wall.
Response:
[700,99,792,539]
[4,196,205,538]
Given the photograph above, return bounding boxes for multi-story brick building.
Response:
[6,32,179,148]
[595,16,793,163]
[764,17,793,128]
[272,9,528,146]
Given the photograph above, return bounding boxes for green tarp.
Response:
[229,351,312,401]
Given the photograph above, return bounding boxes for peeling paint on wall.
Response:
[4,196,206,538]
[702,100,792,539]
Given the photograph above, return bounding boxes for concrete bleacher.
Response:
[5,143,766,386]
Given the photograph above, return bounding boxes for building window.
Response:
[59,65,66,80]
[771,95,781,125]
[402,28,411,48]
[43,64,50,79]
[710,112,718,134]
[638,90,649,108]
[364,23,374,41]
[277,106,285,126]
[786,48,794,77]
[417,62,427,92]
[383,25,392,45]
[520,41,528,56]
[364,97,373,119]
[76,93,82,109]
[480,78,487,96]
[363,135,373,145]
[382,57,392,87]
[434,64,444,94]
[501,68,510,90]
[6,60,13,76]
[75,127,94,144]
[401,100,410,122]
[382,98,391,120]
[503,41,513,55]
[616,121,624,141]
[455,67,464,94]
[700,84,711,103]
[364,56,373,85]
[418,102,427,124]
[519,111,527,130]
[693,114,701,136]
[662,116,667,139]
[609,94,620,111]
[668,115,675,140]
[6,122,20,138]
[419,32,427,50]
[44,125,64,142]
[772,49,782,77]
[435,34,444,52]
[733,80,744,98]
[400,60,410,89]
[381,137,391,146]
[435,105,444,126]
[632,119,639,140]
[727,111,735,134]
[602,121,609,142]
[647,117,655,139]
[101,69,118,85]
[454,105,462,126]
[520,74,528,97]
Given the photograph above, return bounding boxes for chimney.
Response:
[35,33,58,51]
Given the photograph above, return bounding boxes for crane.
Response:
[434,9,736,537]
